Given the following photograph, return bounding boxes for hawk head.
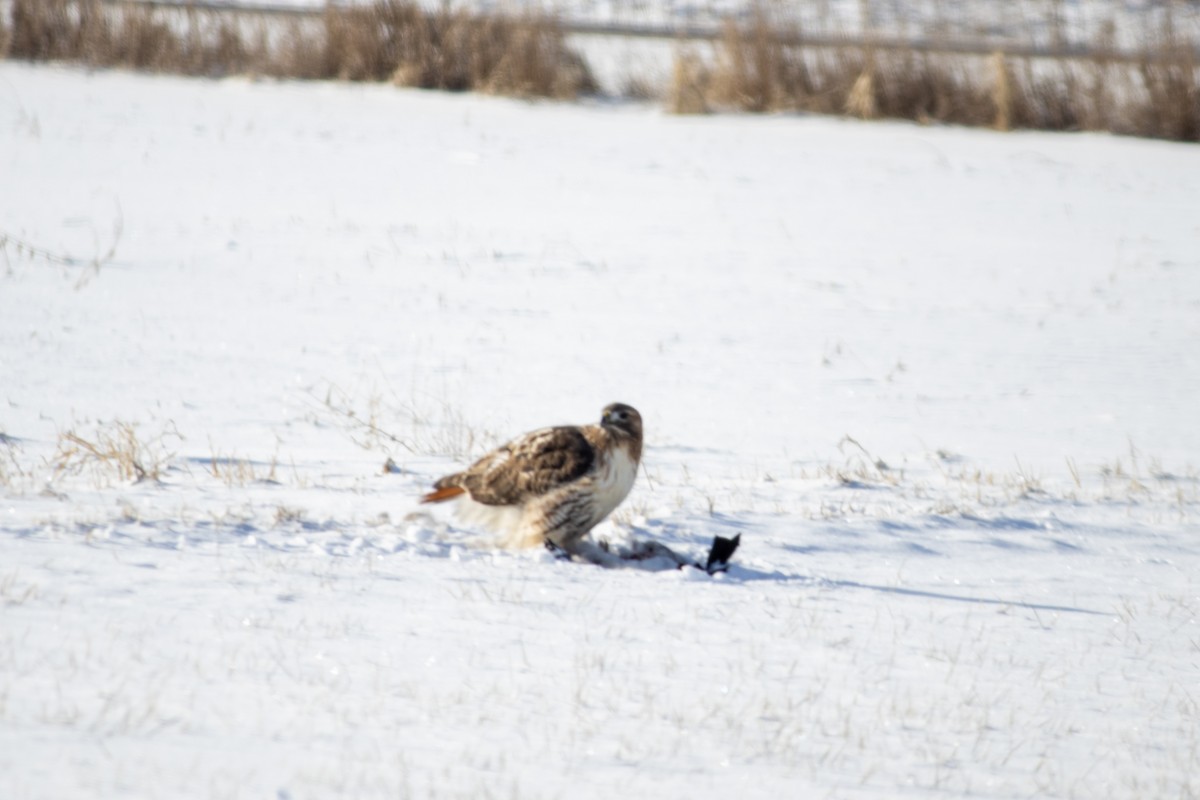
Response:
[600,403,642,441]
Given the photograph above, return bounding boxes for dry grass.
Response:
[52,419,182,485]
[701,15,853,116]
[206,452,276,487]
[0,433,26,489]
[1,210,123,288]
[674,5,1199,142]
[314,382,498,463]
[2,0,595,98]
[1135,45,1200,141]
[667,49,710,113]
[695,16,1002,124]
[6,0,257,74]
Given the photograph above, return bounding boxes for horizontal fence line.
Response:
[100,0,1200,65]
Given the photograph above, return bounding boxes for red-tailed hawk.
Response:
[421,403,643,564]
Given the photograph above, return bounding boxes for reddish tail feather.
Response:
[421,485,466,504]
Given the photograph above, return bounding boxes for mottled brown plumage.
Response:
[434,425,595,505]
[421,403,643,559]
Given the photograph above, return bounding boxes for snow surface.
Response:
[2,62,1200,798]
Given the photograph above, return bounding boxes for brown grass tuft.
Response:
[844,65,876,119]
[707,12,811,113]
[668,49,710,114]
[702,11,867,117]
[53,419,182,485]
[7,0,270,75]
[876,53,997,125]
[1136,45,1199,141]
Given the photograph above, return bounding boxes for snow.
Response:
[2,62,1200,799]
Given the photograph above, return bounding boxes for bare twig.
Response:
[0,205,124,288]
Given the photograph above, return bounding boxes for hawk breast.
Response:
[587,443,639,520]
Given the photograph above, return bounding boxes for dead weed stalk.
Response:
[53,419,182,485]
[314,383,496,463]
[0,433,27,488]
[1,210,123,288]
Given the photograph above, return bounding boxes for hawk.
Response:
[421,403,643,565]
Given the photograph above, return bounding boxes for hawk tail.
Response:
[421,485,467,504]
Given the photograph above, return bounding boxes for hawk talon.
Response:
[543,539,571,560]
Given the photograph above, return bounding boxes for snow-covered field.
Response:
[2,62,1200,798]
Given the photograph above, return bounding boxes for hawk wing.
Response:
[430,425,595,506]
